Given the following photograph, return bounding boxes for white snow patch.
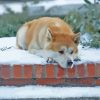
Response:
[0,4,7,15]
[0,37,46,65]
[78,45,100,63]
[0,3,23,15]
[81,33,92,43]
[6,3,23,13]
[0,37,100,64]
[27,0,87,11]
[0,86,100,99]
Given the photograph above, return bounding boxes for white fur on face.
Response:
[33,49,72,68]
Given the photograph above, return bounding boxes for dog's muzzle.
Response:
[67,60,73,66]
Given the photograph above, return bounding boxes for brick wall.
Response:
[0,63,100,86]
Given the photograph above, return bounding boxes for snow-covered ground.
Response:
[0,37,46,65]
[0,85,100,99]
[0,0,94,15]
[0,37,100,98]
[0,37,100,65]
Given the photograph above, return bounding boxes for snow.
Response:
[0,3,23,15]
[0,37,100,99]
[33,0,86,10]
[78,45,100,63]
[6,3,23,13]
[26,0,87,11]
[0,37,100,65]
[0,0,94,15]
[0,85,100,99]
[0,37,46,65]
[0,5,7,15]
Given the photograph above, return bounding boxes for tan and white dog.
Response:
[16,17,80,68]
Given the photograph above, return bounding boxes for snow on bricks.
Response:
[0,63,100,86]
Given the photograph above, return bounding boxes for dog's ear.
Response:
[74,33,80,44]
[47,28,53,42]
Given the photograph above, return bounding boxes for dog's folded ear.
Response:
[46,28,53,42]
[74,33,80,44]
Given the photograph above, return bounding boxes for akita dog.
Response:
[16,17,80,68]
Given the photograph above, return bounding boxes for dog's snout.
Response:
[58,50,64,54]
[67,60,73,66]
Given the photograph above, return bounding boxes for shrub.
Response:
[64,3,100,48]
[0,12,37,37]
[64,11,82,33]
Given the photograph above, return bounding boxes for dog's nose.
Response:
[67,60,73,66]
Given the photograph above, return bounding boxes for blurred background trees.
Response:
[64,0,100,48]
[0,0,99,48]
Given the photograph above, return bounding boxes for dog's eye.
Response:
[69,48,73,54]
[70,50,73,54]
[58,50,64,54]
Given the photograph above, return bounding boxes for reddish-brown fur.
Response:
[16,17,80,58]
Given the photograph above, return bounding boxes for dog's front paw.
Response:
[74,58,81,62]
[46,57,56,63]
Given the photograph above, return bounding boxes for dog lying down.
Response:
[16,17,80,68]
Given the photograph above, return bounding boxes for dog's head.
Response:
[44,27,80,67]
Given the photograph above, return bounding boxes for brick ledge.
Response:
[0,63,100,86]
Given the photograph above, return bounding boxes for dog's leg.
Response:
[28,48,56,63]
[28,41,41,54]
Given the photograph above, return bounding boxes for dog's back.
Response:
[16,17,74,50]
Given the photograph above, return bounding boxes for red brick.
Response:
[1,79,35,86]
[77,78,95,85]
[65,78,95,86]
[95,63,100,77]
[77,64,85,78]
[46,64,55,78]
[87,64,95,77]
[24,65,33,79]
[35,65,43,78]
[36,78,65,85]
[96,79,100,85]
[68,67,76,78]
[13,65,22,78]
[57,65,66,78]
[1,65,10,79]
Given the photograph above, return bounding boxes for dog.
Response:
[16,17,80,68]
